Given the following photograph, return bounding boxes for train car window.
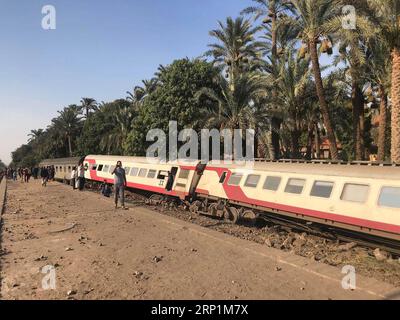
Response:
[263,176,281,191]
[340,184,369,203]
[378,187,400,208]
[103,165,110,172]
[244,175,261,188]
[91,164,97,171]
[124,167,131,175]
[227,173,243,186]
[285,178,306,194]
[178,169,190,179]
[310,181,334,198]
[138,168,148,177]
[147,170,157,179]
[97,165,103,171]
[109,166,116,174]
[130,167,139,176]
[157,170,168,179]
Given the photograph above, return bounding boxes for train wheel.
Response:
[189,200,202,215]
[208,203,218,217]
[224,206,240,224]
[241,210,258,227]
[147,194,163,205]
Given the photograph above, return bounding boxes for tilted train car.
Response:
[82,155,204,200]
[39,155,400,242]
[190,161,400,241]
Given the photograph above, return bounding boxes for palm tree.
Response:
[241,0,294,59]
[196,73,267,133]
[242,0,296,159]
[52,105,82,156]
[126,78,159,110]
[205,16,263,88]
[80,98,98,118]
[366,41,392,161]
[368,0,400,162]
[28,129,44,143]
[100,99,136,155]
[331,14,377,160]
[274,51,315,157]
[291,0,340,160]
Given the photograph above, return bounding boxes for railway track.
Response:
[115,187,400,258]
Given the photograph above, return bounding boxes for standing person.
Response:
[25,168,31,183]
[78,163,85,191]
[111,161,127,209]
[70,166,77,190]
[13,170,17,181]
[41,167,49,187]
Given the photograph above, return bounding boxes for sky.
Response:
[0,0,334,165]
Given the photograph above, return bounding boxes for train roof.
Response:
[85,155,200,166]
[42,156,400,180]
[207,160,400,180]
[39,157,81,166]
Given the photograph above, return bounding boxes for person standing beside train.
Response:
[78,163,85,191]
[111,161,127,210]
[70,166,77,190]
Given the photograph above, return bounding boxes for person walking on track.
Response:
[111,161,127,210]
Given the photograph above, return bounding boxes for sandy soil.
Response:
[0,180,397,300]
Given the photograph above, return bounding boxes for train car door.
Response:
[165,167,178,191]
[174,167,193,195]
[188,163,207,198]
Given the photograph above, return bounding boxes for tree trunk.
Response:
[315,124,321,159]
[391,47,400,163]
[351,79,364,160]
[378,85,387,162]
[309,39,339,160]
[290,131,300,158]
[267,7,281,160]
[306,124,314,160]
[68,135,72,157]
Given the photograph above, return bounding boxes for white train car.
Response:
[39,157,81,181]
[192,161,400,241]
[83,155,203,200]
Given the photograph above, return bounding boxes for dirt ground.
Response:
[0,180,397,300]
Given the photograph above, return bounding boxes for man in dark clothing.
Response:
[111,161,127,209]
[40,167,49,187]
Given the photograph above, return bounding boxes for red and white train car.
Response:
[42,155,400,242]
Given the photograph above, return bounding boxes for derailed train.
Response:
[40,155,400,243]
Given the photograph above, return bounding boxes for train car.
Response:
[83,155,204,200]
[39,155,400,244]
[39,157,82,182]
[190,161,400,241]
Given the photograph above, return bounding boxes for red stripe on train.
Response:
[85,158,186,198]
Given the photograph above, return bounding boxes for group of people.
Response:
[38,166,56,187]
[2,167,43,183]
[2,160,128,210]
[68,161,126,209]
